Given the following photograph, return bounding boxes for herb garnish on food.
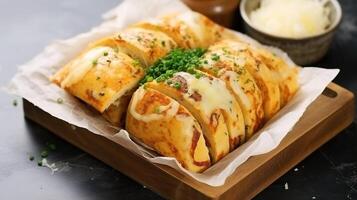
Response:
[140,48,206,85]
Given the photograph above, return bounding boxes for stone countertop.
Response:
[0,0,356,199]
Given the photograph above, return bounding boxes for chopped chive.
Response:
[211,53,220,61]
[92,60,98,66]
[41,150,48,158]
[29,155,35,161]
[173,82,181,89]
[103,52,108,56]
[56,98,63,104]
[48,143,56,151]
[37,160,43,166]
[12,99,18,107]
[153,106,160,114]
[140,48,206,85]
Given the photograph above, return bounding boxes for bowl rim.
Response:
[239,0,343,41]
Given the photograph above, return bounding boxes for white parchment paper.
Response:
[5,0,339,186]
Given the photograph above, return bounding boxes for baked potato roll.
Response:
[213,40,281,120]
[199,43,265,138]
[126,87,211,172]
[134,11,225,48]
[51,45,145,125]
[146,72,245,161]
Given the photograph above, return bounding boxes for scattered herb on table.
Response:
[41,150,49,158]
[12,99,18,106]
[38,160,43,166]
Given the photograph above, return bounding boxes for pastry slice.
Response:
[114,27,177,67]
[199,42,265,138]
[214,40,281,121]
[245,45,299,106]
[51,44,144,125]
[134,11,225,48]
[126,87,211,172]
[146,72,245,161]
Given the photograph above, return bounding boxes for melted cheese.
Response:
[129,87,180,122]
[176,72,234,117]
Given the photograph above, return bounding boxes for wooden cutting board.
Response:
[23,82,354,200]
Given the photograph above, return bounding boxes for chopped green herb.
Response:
[99,92,105,96]
[56,98,63,104]
[103,52,108,56]
[137,36,142,42]
[48,143,56,151]
[173,82,181,89]
[132,59,141,67]
[140,48,206,85]
[211,53,220,61]
[37,160,43,166]
[92,59,98,66]
[153,106,160,114]
[212,68,219,76]
[41,150,48,158]
[96,76,101,80]
[29,155,35,161]
[161,41,166,47]
[203,60,208,64]
[113,47,119,53]
[12,99,18,107]
[195,73,203,79]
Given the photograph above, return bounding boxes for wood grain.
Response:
[23,82,354,200]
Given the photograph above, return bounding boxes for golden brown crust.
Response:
[51,45,145,117]
[146,72,245,161]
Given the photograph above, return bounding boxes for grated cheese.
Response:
[249,0,331,38]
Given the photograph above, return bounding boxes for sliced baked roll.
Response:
[146,72,245,161]
[51,44,145,125]
[133,11,225,48]
[244,45,299,107]
[199,42,264,138]
[133,14,199,49]
[93,28,177,67]
[212,40,281,121]
[116,27,177,67]
[126,87,211,172]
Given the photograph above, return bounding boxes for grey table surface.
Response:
[0,0,357,199]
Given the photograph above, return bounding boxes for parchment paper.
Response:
[5,0,339,186]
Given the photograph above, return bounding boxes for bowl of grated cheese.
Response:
[240,0,342,65]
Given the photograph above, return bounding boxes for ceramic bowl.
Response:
[240,0,342,65]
